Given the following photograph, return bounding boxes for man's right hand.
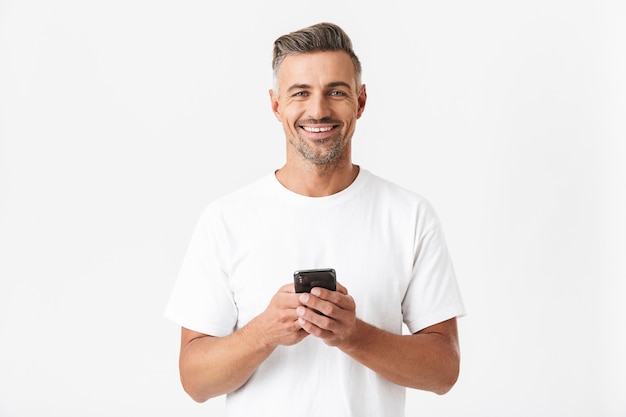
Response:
[251,283,309,348]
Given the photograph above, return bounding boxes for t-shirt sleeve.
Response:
[402,210,466,334]
[163,208,238,337]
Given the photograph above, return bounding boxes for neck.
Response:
[275,162,360,197]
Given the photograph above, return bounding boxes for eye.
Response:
[329,90,346,96]
[293,91,308,97]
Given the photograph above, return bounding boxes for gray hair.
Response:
[272,22,362,93]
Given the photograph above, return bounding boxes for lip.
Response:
[301,125,335,132]
[298,124,339,139]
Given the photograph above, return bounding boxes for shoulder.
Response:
[195,173,276,225]
[209,173,275,207]
[361,170,441,227]
[363,170,434,207]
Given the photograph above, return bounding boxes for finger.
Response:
[298,293,341,321]
[310,282,348,295]
[274,293,304,309]
[298,314,334,336]
[278,283,296,293]
[269,285,304,309]
[308,288,355,311]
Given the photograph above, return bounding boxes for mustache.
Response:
[297,118,342,125]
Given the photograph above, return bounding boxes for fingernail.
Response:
[311,288,321,296]
[299,293,309,303]
[296,306,305,316]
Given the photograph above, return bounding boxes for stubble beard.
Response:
[289,127,347,166]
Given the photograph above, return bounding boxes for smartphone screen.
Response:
[293,268,337,293]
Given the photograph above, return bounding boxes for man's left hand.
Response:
[296,282,358,348]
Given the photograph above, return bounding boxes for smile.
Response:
[301,126,334,133]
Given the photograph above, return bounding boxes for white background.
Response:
[1,1,625,416]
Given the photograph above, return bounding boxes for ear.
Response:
[356,84,367,119]
[269,89,282,122]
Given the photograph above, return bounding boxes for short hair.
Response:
[272,22,362,92]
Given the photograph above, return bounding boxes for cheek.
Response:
[281,108,302,127]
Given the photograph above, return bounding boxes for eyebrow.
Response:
[286,81,353,93]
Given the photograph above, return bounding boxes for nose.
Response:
[307,93,331,120]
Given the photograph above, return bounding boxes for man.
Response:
[165,22,465,416]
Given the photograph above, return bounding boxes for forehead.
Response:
[277,51,357,90]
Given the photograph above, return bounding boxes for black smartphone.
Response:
[293,268,337,293]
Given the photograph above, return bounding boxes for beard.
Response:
[289,120,347,166]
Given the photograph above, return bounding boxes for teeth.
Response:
[303,126,333,133]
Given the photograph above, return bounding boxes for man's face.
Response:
[270,51,366,166]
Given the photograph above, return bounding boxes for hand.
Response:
[253,283,308,348]
[295,282,357,348]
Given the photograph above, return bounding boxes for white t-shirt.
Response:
[165,169,465,416]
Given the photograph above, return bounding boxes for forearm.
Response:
[179,320,275,402]
[179,284,308,402]
[340,318,460,395]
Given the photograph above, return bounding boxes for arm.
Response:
[296,284,460,395]
[179,284,307,402]
[342,318,459,394]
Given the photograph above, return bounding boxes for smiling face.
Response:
[270,51,367,167]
